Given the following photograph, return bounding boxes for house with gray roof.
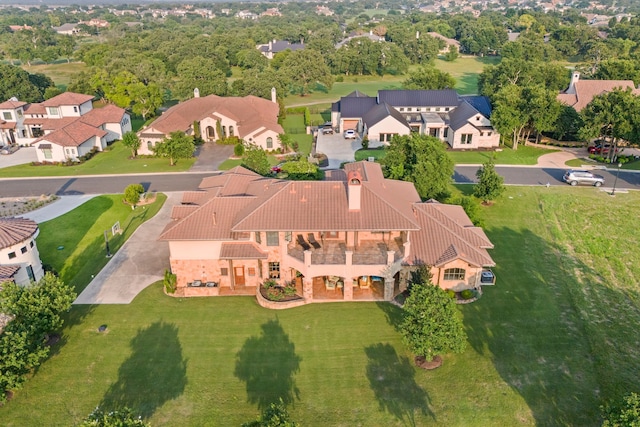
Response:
[159,161,495,304]
[256,39,305,59]
[331,90,500,149]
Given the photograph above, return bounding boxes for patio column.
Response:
[303,249,312,267]
[302,277,313,302]
[383,276,394,301]
[386,250,395,265]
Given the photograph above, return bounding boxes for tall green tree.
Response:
[153,131,195,166]
[400,282,467,363]
[0,64,46,102]
[382,133,454,201]
[173,57,228,100]
[602,392,640,427]
[402,66,456,90]
[122,131,141,158]
[474,159,505,203]
[280,49,333,96]
[579,88,638,162]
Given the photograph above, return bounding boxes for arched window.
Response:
[443,268,465,281]
[222,126,227,137]
[147,141,153,151]
[229,126,234,137]
[266,137,273,149]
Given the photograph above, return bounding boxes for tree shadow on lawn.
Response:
[365,343,434,427]
[99,321,187,419]
[463,227,640,426]
[234,318,301,411]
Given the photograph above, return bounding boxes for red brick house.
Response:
[160,161,495,303]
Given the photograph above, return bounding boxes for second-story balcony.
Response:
[287,238,405,266]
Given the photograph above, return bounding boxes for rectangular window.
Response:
[266,231,279,246]
[248,267,256,276]
[443,268,465,281]
[73,106,78,112]
[21,246,27,254]
[43,149,52,159]
[255,232,261,244]
[269,262,280,279]
[435,107,441,112]
[443,128,449,138]
[488,132,492,136]
[460,134,472,145]
[221,268,229,276]
[407,108,412,112]
[48,107,59,116]
[8,252,16,259]
[480,132,484,137]
[399,108,404,112]
[445,107,450,112]
[3,112,11,120]
[284,231,292,242]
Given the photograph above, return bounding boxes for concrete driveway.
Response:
[316,131,361,169]
[74,191,181,304]
[190,142,234,171]
[0,146,37,169]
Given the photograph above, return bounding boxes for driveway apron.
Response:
[74,191,181,304]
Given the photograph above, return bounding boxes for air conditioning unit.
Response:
[368,157,374,162]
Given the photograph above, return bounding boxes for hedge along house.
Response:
[0,218,44,286]
[159,161,495,302]
[137,89,284,155]
[331,89,500,149]
[0,92,130,163]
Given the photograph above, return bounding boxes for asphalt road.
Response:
[0,166,638,198]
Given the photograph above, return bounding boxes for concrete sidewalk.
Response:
[74,192,180,304]
[22,194,98,223]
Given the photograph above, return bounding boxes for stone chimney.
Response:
[416,30,420,39]
[269,40,273,51]
[194,88,200,98]
[566,71,580,95]
[347,170,363,211]
[271,87,277,103]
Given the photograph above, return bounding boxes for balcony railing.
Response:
[287,239,404,266]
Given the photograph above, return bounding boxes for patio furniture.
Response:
[307,233,321,249]
[297,234,311,250]
[325,275,342,290]
[358,276,371,289]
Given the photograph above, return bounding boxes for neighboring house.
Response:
[331,90,500,149]
[426,32,460,54]
[159,161,495,301]
[52,23,79,35]
[0,92,131,163]
[256,39,304,59]
[335,30,385,49]
[236,10,258,20]
[316,5,333,16]
[137,90,283,154]
[557,71,640,112]
[0,218,44,286]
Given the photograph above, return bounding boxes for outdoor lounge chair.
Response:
[307,233,321,249]
[297,234,311,251]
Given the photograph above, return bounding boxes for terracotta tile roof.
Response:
[23,103,46,115]
[80,104,126,127]
[181,191,214,206]
[0,217,38,249]
[558,80,640,112]
[140,95,283,138]
[0,100,26,109]
[42,92,94,107]
[171,205,200,220]
[23,117,77,129]
[33,121,107,147]
[407,202,494,267]
[0,265,19,281]
[219,242,267,259]
[0,121,16,129]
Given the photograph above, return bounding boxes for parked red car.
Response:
[588,143,617,155]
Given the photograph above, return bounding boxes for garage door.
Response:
[342,120,359,131]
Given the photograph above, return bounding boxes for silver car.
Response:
[563,170,605,187]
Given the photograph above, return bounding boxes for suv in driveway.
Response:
[321,122,334,135]
[563,170,605,187]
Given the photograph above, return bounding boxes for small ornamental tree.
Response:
[602,392,640,427]
[153,131,195,166]
[243,399,297,427]
[124,184,145,208]
[122,131,141,158]
[241,144,271,176]
[400,282,467,364]
[474,159,505,203]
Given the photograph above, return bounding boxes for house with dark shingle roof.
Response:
[0,218,43,286]
[557,71,640,112]
[331,90,500,149]
[137,92,283,155]
[0,92,131,163]
[256,39,305,59]
[159,161,495,303]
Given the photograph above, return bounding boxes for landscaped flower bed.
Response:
[259,279,302,302]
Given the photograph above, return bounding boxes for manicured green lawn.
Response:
[448,145,557,165]
[21,62,88,88]
[0,141,195,177]
[36,193,167,294]
[355,147,387,161]
[3,187,640,426]
[434,56,501,95]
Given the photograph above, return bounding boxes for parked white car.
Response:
[344,130,357,139]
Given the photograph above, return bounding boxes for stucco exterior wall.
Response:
[366,117,410,143]
[0,230,43,286]
[431,258,483,291]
